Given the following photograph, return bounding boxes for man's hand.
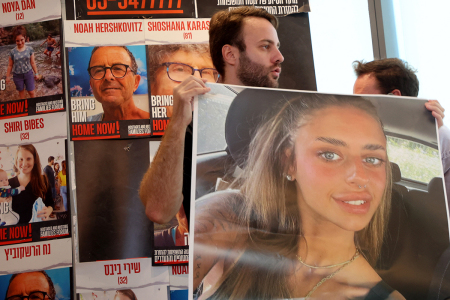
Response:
[425,100,445,128]
[171,76,210,128]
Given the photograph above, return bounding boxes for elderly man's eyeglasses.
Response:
[88,64,135,80]
[162,62,219,83]
[6,291,51,300]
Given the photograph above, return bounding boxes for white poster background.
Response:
[0,111,67,147]
[145,19,210,45]
[0,238,72,274]
[169,265,188,290]
[76,258,170,292]
[64,20,145,47]
[79,285,169,300]
[0,0,61,27]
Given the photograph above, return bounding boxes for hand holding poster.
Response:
[190,85,449,299]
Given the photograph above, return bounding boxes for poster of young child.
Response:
[0,0,65,118]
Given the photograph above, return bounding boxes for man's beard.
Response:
[237,52,280,88]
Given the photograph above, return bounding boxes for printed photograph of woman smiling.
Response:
[191,87,449,300]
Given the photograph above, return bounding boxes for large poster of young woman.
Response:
[190,84,450,300]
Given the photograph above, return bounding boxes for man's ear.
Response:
[222,44,239,66]
[134,74,141,92]
[390,89,402,96]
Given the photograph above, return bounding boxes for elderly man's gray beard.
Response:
[237,51,280,88]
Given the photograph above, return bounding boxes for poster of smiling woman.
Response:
[189,84,450,300]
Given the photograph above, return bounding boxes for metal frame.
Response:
[368,0,387,60]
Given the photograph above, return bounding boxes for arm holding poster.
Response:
[139,76,210,224]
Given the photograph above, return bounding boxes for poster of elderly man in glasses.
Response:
[67,45,151,140]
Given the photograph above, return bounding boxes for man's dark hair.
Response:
[88,46,138,74]
[209,6,278,78]
[48,156,55,163]
[353,58,419,97]
[6,271,56,300]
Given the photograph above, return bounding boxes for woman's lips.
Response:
[333,192,372,214]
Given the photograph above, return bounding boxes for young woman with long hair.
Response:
[193,93,405,299]
[9,144,53,223]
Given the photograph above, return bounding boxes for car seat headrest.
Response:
[391,162,402,183]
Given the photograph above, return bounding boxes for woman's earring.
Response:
[286,174,293,181]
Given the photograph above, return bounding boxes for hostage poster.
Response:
[190,84,450,300]
[73,138,173,292]
[146,18,210,136]
[0,0,65,117]
[65,19,152,140]
[0,111,72,276]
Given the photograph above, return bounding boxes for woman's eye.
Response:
[320,152,340,161]
[365,157,383,165]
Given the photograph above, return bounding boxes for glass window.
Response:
[309,0,374,94]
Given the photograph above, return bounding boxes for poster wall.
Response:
[0,1,72,296]
[190,85,450,300]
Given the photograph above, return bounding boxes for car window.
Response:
[387,136,441,183]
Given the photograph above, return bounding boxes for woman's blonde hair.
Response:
[209,93,392,299]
